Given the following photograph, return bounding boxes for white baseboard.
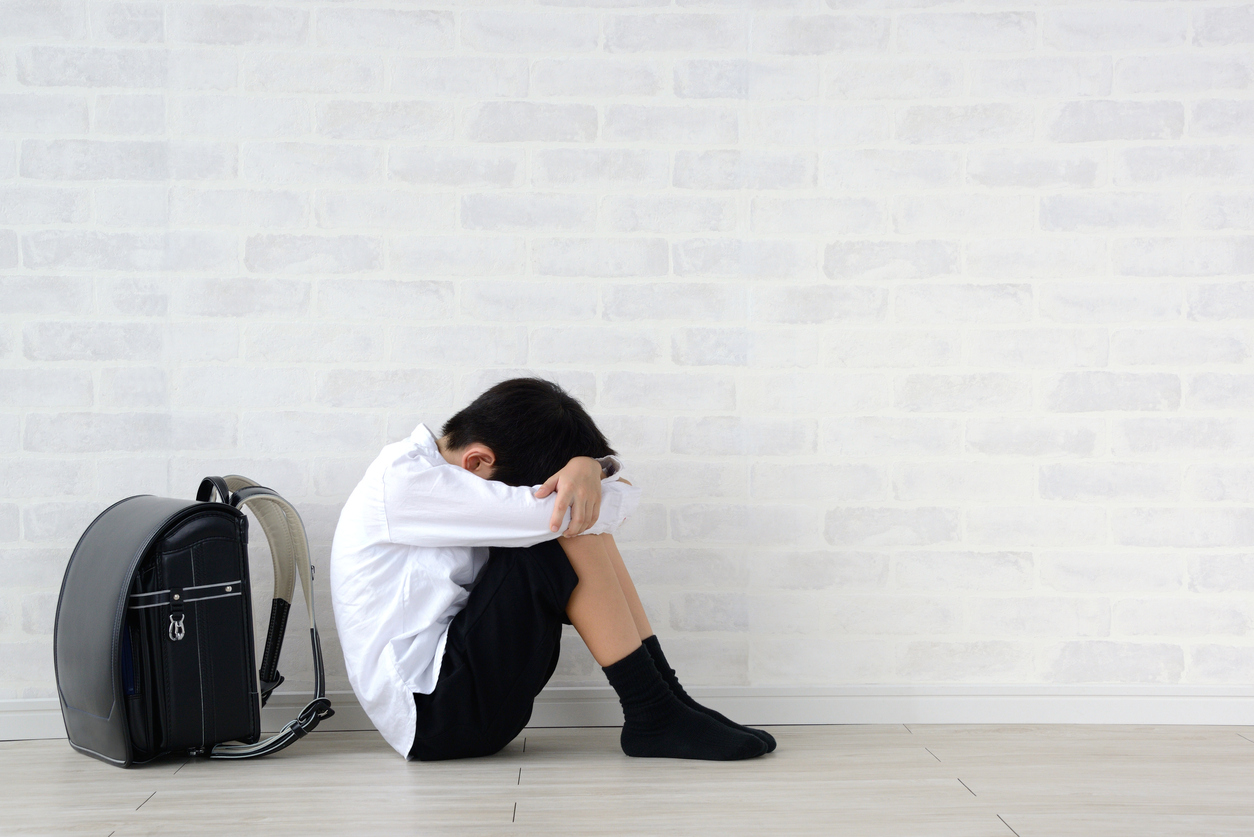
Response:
[7,685,1254,742]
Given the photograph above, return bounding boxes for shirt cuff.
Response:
[597,455,622,479]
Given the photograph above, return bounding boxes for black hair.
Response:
[440,377,615,487]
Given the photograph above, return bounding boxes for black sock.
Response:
[602,645,766,761]
[642,635,777,754]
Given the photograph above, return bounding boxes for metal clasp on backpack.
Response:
[169,587,185,641]
[169,613,185,641]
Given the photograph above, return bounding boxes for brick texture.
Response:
[1,1,1251,700]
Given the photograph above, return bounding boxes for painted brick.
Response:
[244,53,379,94]
[970,57,1111,98]
[1186,465,1254,502]
[317,191,453,231]
[531,327,662,366]
[0,370,93,408]
[1114,508,1254,548]
[1043,8,1187,51]
[173,95,308,138]
[169,4,308,45]
[533,149,668,188]
[603,372,735,411]
[394,57,527,98]
[893,463,1034,502]
[606,13,747,53]
[1116,237,1254,277]
[1186,194,1254,230]
[1195,5,1254,46]
[753,15,888,55]
[968,328,1108,368]
[315,9,452,50]
[672,416,815,456]
[674,150,814,190]
[315,370,454,410]
[461,280,597,322]
[391,147,523,187]
[392,236,524,276]
[318,101,451,142]
[825,507,961,548]
[673,504,818,546]
[896,104,1033,144]
[0,278,90,314]
[967,148,1103,189]
[897,12,1035,53]
[244,234,382,275]
[895,284,1032,324]
[533,237,667,277]
[0,186,88,224]
[462,194,595,232]
[823,416,961,457]
[966,418,1102,458]
[533,58,662,97]
[0,95,89,133]
[675,239,814,279]
[393,326,528,367]
[829,59,961,99]
[824,149,961,190]
[95,94,165,135]
[751,285,887,324]
[603,105,738,144]
[171,187,305,227]
[465,102,596,143]
[240,142,380,184]
[675,59,819,100]
[1044,372,1181,412]
[1040,464,1180,501]
[1041,282,1183,324]
[462,11,598,53]
[96,185,171,228]
[605,195,736,234]
[966,505,1107,548]
[246,323,384,363]
[603,283,746,322]
[23,321,162,362]
[1114,56,1253,95]
[23,230,235,272]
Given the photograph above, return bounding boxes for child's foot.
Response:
[621,702,766,761]
[602,645,767,761]
[642,635,777,753]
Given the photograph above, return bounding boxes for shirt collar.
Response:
[410,423,439,453]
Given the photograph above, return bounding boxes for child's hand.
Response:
[535,456,603,536]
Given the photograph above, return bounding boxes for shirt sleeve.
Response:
[382,453,642,549]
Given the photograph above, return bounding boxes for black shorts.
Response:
[409,538,580,761]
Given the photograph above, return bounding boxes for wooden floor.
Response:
[5,725,1254,836]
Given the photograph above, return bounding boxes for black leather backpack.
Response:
[54,476,333,766]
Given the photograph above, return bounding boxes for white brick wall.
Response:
[3,0,1254,703]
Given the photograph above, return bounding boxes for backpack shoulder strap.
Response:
[197,476,333,759]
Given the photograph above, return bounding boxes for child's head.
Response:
[439,378,615,486]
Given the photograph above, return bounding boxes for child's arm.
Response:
[383,453,641,549]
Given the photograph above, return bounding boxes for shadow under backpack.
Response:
[54,476,334,767]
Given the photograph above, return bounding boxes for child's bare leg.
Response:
[559,534,767,761]
[559,534,641,666]
[594,535,778,754]
[598,534,654,641]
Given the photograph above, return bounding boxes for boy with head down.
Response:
[330,377,774,761]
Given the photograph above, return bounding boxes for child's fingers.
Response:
[535,473,560,499]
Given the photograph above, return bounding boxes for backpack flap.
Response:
[54,496,207,767]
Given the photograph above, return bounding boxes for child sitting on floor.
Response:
[329,377,774,761]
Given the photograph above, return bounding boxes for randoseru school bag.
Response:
[53,476,333,767]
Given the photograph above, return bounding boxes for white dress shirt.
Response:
[329,423,641,758]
